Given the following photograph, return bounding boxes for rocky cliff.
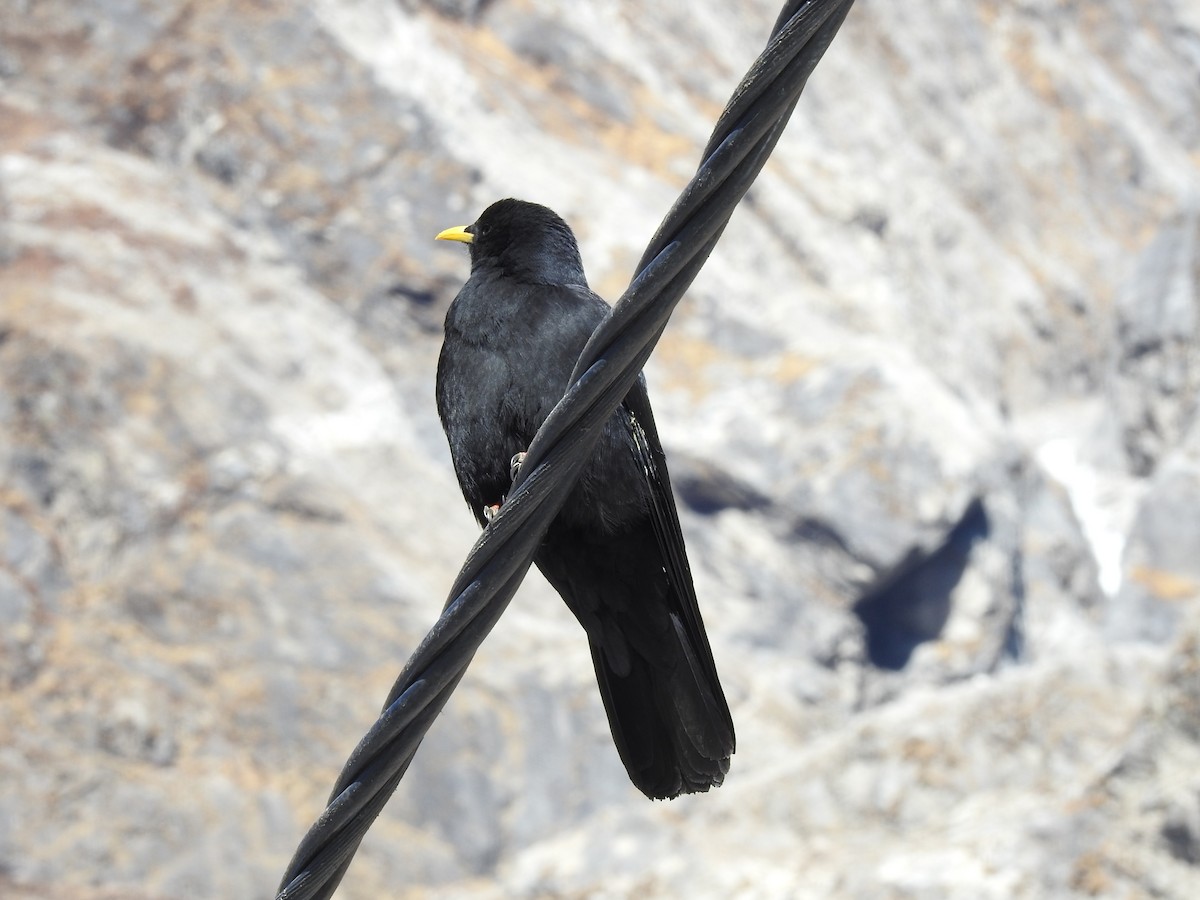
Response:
[1,0,1199,897]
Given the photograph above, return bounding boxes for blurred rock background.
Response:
[1,0,1199,897]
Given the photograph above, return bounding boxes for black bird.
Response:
[434,199,734,799]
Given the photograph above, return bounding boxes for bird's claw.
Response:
[480,453,526,524]
[510,451,527,483]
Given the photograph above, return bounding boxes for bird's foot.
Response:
[510,451,527,483]
[482,503,502,524]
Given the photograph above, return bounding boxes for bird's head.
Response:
[436,198,587,286]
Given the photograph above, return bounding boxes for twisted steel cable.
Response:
[276,1,855,896]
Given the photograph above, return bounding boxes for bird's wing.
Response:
[620,381,726,698]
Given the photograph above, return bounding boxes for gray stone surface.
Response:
[1114,205,1200,476]
[1,0,1199,897]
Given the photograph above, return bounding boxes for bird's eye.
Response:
[478,223,491,236]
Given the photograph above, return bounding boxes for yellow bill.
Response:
[435,225,474,244]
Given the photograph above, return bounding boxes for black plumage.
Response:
[434,198,734,799]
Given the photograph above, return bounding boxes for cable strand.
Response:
[274,3,855,897]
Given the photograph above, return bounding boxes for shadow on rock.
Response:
[854,497,991,670]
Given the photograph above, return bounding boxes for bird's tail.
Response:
[591,612,734,800]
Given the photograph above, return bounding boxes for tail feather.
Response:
[591,615,733,800]
[666,613,734,761]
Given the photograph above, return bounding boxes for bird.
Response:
[434,198,734,799]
